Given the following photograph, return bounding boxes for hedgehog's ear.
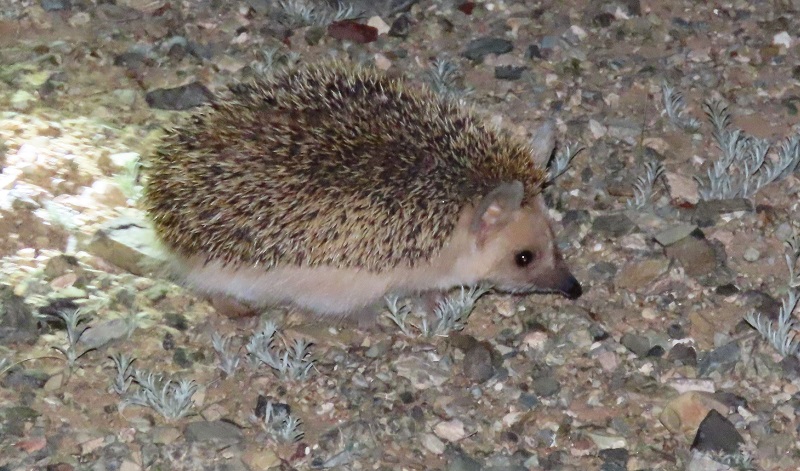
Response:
[471,181,524,245]
[530,120,556,169]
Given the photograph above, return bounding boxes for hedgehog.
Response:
[143,62,582,321]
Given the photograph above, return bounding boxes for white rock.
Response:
[421,433,445,454]
[569,25,587,40]
[588,119,607,139]
[773,31,793,48]
[367,16,391,35]
[434,419,465,442]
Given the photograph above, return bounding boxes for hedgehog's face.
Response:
[468,183,582,299]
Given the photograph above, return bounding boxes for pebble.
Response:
[87,216,168,277]
[531,376,560,397]
[145,82,213,110]
[660,391,729,435]
[743,247,760,262]
[446,449,482,471]
[773,31,793,48]
[0,285,38,345]
[184,420,243,446]
[40,0,71,11]
[394,354,450,389]
[615,258,669,290]
[697,342,740,377]
[664,236,718,277]
[620,332,650,357]
[388,14,410,38]
[598,448,629,471]
[462,37,513,61]
[691,410,744,454]
[462,343,495,383]
[592,213,636,238]
[366,16,390,35]
[421,433,446,454]
[434,419,466,442]
[587,432,626,450]
[654,224,697,247]
[494,65,526,80]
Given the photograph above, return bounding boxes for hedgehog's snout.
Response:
[560,275,582,300]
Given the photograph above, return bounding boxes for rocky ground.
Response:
[2,0,800,469]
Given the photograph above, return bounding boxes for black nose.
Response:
[561,276,582,300]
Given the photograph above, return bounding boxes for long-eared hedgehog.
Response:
[143,61,582,320]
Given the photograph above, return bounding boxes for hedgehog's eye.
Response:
[515,250,535,267]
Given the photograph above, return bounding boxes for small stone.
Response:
[421,433,446,454]
[615,258,669,290]
[599,448,629,471]
[743,247,760,262]
[691,410,744,454]
[145,82,213,110]
[446,449,482,471]
[41,0,71,10]
[587,432,626,450]
[532,376,560,397]
[462,37,513,62]
[150,426,181,445]
[0,285,38,345]
[592,213,636,238]
[715,283,739,296]
[654,224,697,246]
[588,119,607,139]
[434,419,466,442]
[494,65,526,80]
[184,420,243,445]
[667,344,697,366]
[664,235,718,277]
[620,332,650,357]
[81,319,129,350]
[660,391,729,435]
[567,24,587,41]
[462,343,495,383]
[366,16,390,35]
[697,342,740,377]
[87,216,168,276]
[388,14,410,38]
[242,447,280,469]
[394,354,450,389]
[773,31,793,48]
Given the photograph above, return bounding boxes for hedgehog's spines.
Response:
[144,61,546,272]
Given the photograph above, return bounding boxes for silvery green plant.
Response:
[661,82,700,132]
[251,399,305,443]
[211,332,240,376]
[626,161,665,210]
[386,285,491,337]
[277,0,361,28]
[745,236,800,357]
[246,321,314,379]
[109,352,136,395]
[695,98,800,200]
[120,369,198,420]
[48,309,94,369]
[252,48,301,77]
[548,142,584,183]
[427,58,474,101]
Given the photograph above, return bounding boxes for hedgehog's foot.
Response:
[208,294,259,318]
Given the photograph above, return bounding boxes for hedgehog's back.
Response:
[144,63,543,271]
